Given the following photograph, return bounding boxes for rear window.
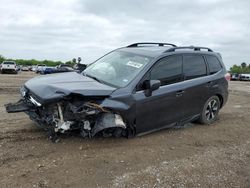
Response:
[206,55,222,74]
[3,62,15,65]
[183,55,207,80]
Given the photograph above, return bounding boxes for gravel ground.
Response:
[0,72,250,188]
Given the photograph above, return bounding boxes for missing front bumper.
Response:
[5,99,34,113]
[5,99,128,142]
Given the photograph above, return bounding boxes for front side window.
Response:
[150,55,183,86]
[206,55,222,74]
[83,51,152,88]
[183,55,207,80]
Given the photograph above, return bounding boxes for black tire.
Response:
[198,96,221,125]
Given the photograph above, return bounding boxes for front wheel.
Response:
[198,96,221,125]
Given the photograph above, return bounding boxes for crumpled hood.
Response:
[24,72,116,103]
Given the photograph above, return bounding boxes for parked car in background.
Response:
[31,66,37,72]
[41,64,75,74]
[40,67,56,74]
[6,43,229,142]
[35,64,46,73]
[16,65,21,72]
[28,66,33,71]
[0,61,18,74]
[230,73,239,81]
[21,66,29,71]
[239,74,250,81]
[56,66,75,73]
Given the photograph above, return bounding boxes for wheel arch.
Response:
[215,94,223,108]
[91,113,127,137]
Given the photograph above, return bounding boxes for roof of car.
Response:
[118,43,216,58]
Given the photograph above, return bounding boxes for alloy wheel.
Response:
[205,99,219,121]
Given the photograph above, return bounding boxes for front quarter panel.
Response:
[100,93,136,129]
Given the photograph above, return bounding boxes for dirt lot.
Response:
[0,72,250,188]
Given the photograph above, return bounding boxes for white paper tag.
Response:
[126,61,143,68]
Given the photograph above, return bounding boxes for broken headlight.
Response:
[20,86,27,98]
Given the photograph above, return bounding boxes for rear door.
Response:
[205,54,227,98]
[181,54,209,119]
[133,55,185,133]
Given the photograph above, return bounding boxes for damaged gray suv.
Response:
[6,43,229,141]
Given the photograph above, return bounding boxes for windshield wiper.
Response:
[85,73,103,83]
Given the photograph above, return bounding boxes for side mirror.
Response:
[144,80,161,97]
[149,80,161,91]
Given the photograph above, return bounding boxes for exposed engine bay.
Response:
[5,94,127,142]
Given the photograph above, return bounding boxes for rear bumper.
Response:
[221,86,229,108]
[222,92,228,107]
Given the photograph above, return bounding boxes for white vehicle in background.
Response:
[31,65,37,72]
[0,61,18,74]
[21,66,29,71]
[35,64,46,73]
[240,74,250,81]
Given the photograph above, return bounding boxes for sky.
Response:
[0,0,250,68]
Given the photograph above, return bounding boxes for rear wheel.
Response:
[198,96,220,125]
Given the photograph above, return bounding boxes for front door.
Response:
[133,55,185,134]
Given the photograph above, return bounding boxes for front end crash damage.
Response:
[5,95,128,142]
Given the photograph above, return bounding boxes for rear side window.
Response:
[151,55,183,86]
[183,55,207,80]
[206,55,222,74]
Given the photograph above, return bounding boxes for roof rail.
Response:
[165,46,213,52]
[127,42,177,48]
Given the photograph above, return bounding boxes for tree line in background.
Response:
[0,54,77,67]
[230,62,250,74]
[1,54,250,73]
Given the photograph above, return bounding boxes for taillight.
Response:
[225,73,231,81]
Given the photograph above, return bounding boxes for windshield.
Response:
[83,51,152,87]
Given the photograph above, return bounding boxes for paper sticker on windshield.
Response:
[126,61,143,68]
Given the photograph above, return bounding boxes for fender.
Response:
[91,113,126,136]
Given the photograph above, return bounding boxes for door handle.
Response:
[176,90,185,97]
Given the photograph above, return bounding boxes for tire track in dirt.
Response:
[0,87,20,94]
